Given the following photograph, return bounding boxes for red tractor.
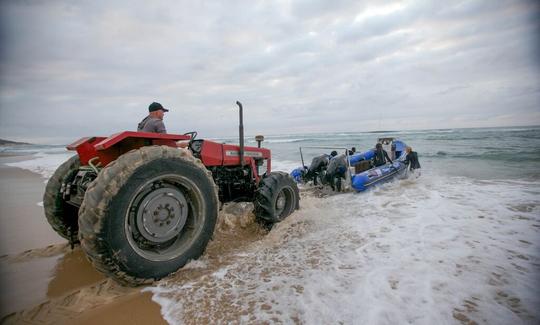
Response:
[43,102,299,286]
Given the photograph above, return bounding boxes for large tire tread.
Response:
[254,171,300,223]
[78,146,218,286]
[43,155,80,240]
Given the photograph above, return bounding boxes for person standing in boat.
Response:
[372,143,392,167]
[403,146,421,176]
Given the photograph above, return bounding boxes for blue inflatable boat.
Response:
[291,137,409,192]
[351,161,407,191]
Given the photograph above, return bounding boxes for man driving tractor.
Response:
[137,102,169,133]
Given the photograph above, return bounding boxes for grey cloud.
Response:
[290,0,368,20]
[0,0,539,144]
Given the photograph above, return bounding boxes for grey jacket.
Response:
[137,116,167,133]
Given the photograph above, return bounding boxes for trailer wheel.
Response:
[43,155,80,241]
[78,146,218,286]
[254,171,300,223]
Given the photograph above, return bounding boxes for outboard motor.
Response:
[393,140,406,159]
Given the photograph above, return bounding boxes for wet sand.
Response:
[0,158,167,324]
[0,157,64,255]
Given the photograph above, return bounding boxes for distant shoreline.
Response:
[0,139,31,146]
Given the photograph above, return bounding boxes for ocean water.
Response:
[2,126,540,324]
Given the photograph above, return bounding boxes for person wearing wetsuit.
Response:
[372,143,392,167]
[403,146,421,175]
[306,154,330,185]
[325,154,348,191]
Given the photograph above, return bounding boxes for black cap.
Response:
[149,102,169,112]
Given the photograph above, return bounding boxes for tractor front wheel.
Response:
[78,146,218,286]
[254,171,300,224]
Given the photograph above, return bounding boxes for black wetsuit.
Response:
[307,154,329,185]
[373,149,392,167]
[326,154,348,191]
[403,151,421,170]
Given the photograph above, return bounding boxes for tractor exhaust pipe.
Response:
[236,101,244,166]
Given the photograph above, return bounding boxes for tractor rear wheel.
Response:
[254,171,300,223]
[43,155,80,242]
[78,146,218,286]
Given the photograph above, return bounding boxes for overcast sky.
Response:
[0,0,539,144]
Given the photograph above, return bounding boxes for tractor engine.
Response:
[190,138,270,203]
[208,165,256,202]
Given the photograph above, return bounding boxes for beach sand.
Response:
[0,157,64,255]
[0,156,167,324]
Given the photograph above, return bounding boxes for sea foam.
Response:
[5,152,74,180]
[145,174,540,324]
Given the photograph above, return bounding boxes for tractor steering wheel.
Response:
[183,131,198,148]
